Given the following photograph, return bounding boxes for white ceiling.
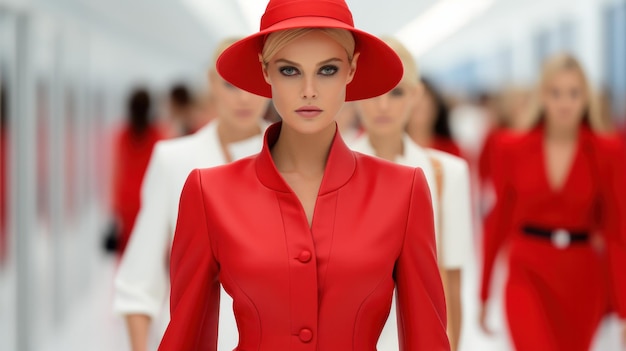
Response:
[183,0,439,38]
[346,0,438,36]
[18,0,498,86]
[180,0,495,59]
[29,0,495,65]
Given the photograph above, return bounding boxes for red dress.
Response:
[477,129,520,217]
[158,122,449,351]
[112,125,163,255]
[480,126,626,350]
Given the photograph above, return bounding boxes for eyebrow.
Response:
[273,57,344,66]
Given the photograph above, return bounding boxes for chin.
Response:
[283,118,336,135]
[232,117,261,130]
[370,124,402,137]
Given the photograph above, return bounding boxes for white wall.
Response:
[417,0,623,93]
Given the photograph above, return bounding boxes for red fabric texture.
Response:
[112,125,164,255]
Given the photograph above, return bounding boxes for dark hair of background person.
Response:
[170,83,194,108]
[127,88,152,136]
[421,77,453,139]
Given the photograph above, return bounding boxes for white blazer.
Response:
[114,120,266,351]
[350,134,473,350]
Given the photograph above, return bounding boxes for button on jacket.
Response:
[158,122,449,351]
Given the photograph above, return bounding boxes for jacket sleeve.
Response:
[598,137,626,318]
[480,137,516,302]
[395,168,450,351]
[441,157,474,269]
[114,143,171,318]
[158,169,220,351]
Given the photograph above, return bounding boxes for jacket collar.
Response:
[255,122,356,194]
[350,133,431,168]
[194,119,268,164]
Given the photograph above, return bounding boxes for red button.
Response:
[299,328,313,342]
[297,250,312,263]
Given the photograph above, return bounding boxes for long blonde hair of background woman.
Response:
[522,53,608,133]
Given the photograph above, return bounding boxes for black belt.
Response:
[522,225,590,249]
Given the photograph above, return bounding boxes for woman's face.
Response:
[408,87,436,134]
[262,30,358,135]
[355,81,418,137]
[541,69,588,131]
[210,71,269,130]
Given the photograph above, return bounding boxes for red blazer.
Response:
[480,126,626,317]
[158,122,449,351]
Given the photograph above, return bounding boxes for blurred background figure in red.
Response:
[477,86,531,218]
[479,53,626,351]
[111,87,164,257]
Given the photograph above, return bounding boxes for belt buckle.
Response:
[551,229,570,249]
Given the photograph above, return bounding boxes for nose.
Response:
[376,94,390,110]
[301,76,318,99]
[238,89,252,103]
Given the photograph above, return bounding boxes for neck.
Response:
[544,122,579,143]
[407,126,433,148]
[217,119,261,145]
[368,131,405,162]
[271,122,336,176]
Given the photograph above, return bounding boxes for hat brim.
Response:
[216,16,403,101]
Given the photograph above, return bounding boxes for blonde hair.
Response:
[380,36,419,86]
[261,28,356,64]
[210,37,242,74]
[523,53,605,132]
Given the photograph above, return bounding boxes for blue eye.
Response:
[319,65,338,76]
[279,66,299,76]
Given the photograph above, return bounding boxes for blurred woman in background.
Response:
[162,83,202,138]
[407,77,463,158]
[351,37,473,351]
[479,53,626,350]
[114,37,270,351]
[111,88,164,257]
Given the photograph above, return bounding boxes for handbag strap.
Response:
[429,156,445,264]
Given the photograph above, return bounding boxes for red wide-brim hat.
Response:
[216,0,403,101]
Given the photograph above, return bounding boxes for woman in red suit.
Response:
[111,88,163,256]
[479,53,626,350]
[157,1,449,350]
